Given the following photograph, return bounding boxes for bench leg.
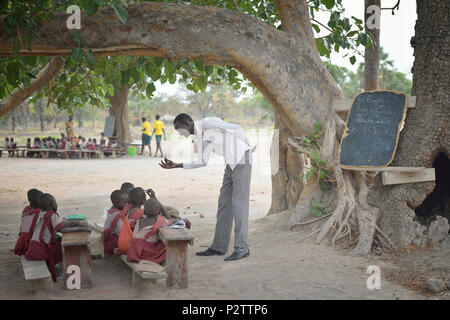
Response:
[165,241,189,289]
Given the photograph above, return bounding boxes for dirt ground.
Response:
[0,135,448,300]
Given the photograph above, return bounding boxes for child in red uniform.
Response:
[126,198,172,264]
[123,187,146,230]
[14,189,42,256]
[102,190,129,256]
[146,188,192,229]
[25,193,90,282]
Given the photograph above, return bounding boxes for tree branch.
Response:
[0,57,65,117]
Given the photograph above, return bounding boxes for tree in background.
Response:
[325,48,412,99]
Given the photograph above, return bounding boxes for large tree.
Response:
[1,0,447,255]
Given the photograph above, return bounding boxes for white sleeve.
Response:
[182,139,214,170]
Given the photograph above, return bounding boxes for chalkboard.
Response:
[103,116,115,137]
[339,91,407,168]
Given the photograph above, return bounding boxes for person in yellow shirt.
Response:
[151,115,166,157]
[140,117,152,156]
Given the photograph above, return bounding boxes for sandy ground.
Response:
[0,133,439,300]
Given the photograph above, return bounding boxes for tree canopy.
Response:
[0,0,372,114]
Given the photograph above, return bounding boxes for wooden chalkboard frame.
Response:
[338,90,408,169]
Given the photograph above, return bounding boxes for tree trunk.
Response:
[109,85,130,144]
[76,110,84,128]
[364,0,380,90]
[11,108,16,133]
[368,0,450,248]
[37,98,45,132]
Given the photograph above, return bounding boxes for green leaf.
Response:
[25,36,32,51]
[112,4,127,24]
[86,1,100,16]
[305,169,314,181]
[319,182,329,191]
[319,169,327,179]
[70,31,83,45]
[70,48,83,62]
[146,82,156,98]
[310,150,319,161]
[194,60,204,71]
[121,69,130,84]
[13,38,20,56]
[349,55,356,65]
[85,49,95,66]
[358,33,369,47]
[311,23,320,34]
[315,38,330,58]
[313,122,322,133]
[321,0,335,10]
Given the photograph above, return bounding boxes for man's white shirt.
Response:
[182,117,252,170]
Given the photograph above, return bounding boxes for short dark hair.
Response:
[144,199,162,218]
[155,115,160,120]
[27,189,43,208]
[142,117,146,122]
[38,193,57,211]
[173,113,193,127]
[120,182,135,194]
[110,190,128,209]
[129,187,146,206]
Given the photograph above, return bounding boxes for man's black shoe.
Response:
[196,248,225,256]
[224,250,250,261]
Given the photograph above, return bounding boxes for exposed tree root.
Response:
[288,123,398,256]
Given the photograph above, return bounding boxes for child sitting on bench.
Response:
[102,190,129,256]
[146,188,191,229]
[120,182,135,195]
[126,198,172,264]
[14,189,42,256]
[25,193,90,282]
[123,187,146,231]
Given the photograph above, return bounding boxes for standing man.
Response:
[140,117,152,156]
[152,115,166,157]
[159,113,253,261]
[65,115,74,140]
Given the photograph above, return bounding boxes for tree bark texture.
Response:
[364,0,380,91]
[368,0,450,247]
[109,85,130,144]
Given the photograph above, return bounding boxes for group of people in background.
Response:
[1,132,123,159]
[141,115,166,157]
[1,137,17,157]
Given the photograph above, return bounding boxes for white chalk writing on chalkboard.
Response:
[339,91,407,168]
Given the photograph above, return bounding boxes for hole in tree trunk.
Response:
[414,152,450,229]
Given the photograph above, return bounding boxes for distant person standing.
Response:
[100,132,106,148]
[152,115,166,157]
[65,115,74,140]
[140,117,152,156]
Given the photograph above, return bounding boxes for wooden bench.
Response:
[115,252,168,288]
[94,223,193,288]
[158,227,194,289]
[19,256,53,290]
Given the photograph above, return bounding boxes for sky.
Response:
[154,0,417,97]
